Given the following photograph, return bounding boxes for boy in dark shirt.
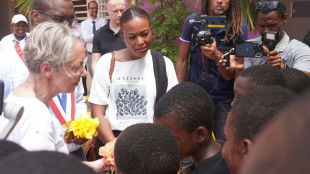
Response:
[240,90,310,174]
[222,86,295,174]
[154,82,230,174]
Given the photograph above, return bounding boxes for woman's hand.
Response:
[73,136,88,145]
[83,158,113,172]
[64,130,88,145]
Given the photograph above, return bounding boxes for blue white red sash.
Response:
[49,93,75,124]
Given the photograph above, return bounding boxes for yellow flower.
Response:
[99,138,117,172]
[65,114,99,139]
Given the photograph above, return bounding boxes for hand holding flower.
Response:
[83,158,113,173]
[99,138,117,173]
[64,114,100,144]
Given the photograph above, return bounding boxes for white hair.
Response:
[24,22,81,73]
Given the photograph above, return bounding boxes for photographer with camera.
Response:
[176,0,248,140]
[244,1,310,76]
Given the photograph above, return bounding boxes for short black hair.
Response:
[256,0,287,20]
[0,140,26,160]
[114,123,180,174]
[230,86,295,141]
[154,82,214,133]
[240,64,286,88]
[303,29,310,47]
[280,68,310,95]
[120,7,150,28]
[87,0,98,9]
[33,0,72,11]
[240,89,310,174]
[0,151,97,174]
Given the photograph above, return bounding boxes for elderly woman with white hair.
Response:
[3,22,110,172]
[5,22,86,152]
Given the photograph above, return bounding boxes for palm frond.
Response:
[241,0,258,31]
[11,0,33,15]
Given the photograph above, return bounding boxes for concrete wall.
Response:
[282,0,310,41]
[0,0,14,39]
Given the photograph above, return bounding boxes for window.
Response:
[73,0,108,23]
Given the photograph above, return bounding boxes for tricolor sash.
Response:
[49,93,75,124]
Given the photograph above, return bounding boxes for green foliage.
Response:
[11,0,33,15]
[241,0,259,31]
[136,0,199,64]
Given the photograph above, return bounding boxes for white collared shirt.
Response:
[2,94,69,154]
[0,33,29,57]
[81,17,107,52]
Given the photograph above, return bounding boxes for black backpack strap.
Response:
[151,50,168,104]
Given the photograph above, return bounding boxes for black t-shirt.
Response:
[190,151,231,174]
[92,20,126,55]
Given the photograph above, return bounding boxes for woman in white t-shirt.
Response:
[89,7,178,154]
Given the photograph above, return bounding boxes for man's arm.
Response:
[92,53,102,75]
[0,60,11,100]
[90,103,115,144]
[81,21,94,43]
[200,40,236,80]
[175,42,190,82]
[289,40,310,77]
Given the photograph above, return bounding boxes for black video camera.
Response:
[263,31,279,51]
[234,41,267,58]
[189,14,227,50]
[220,40,267,67]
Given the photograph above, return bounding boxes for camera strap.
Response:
[201,53,211,78]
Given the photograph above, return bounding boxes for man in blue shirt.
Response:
[176,0,248,140]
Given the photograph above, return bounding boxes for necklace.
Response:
[25,80,49,105]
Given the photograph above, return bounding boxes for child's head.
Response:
[280,68,310,95]
[120,7,152,58]
[0,151,98,174]
[154,82,214,159]
[0,140,26,161]
[232,64,286,105]
[241,90,310,174]
[114,123,180,174]
[222,86,295,174]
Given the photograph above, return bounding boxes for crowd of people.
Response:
[0,0,310,173]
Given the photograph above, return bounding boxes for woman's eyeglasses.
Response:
[63,62,86,78]
[36,10,78,28]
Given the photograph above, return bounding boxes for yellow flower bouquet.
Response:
[64,114,99,143]
[99,138,117,174]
